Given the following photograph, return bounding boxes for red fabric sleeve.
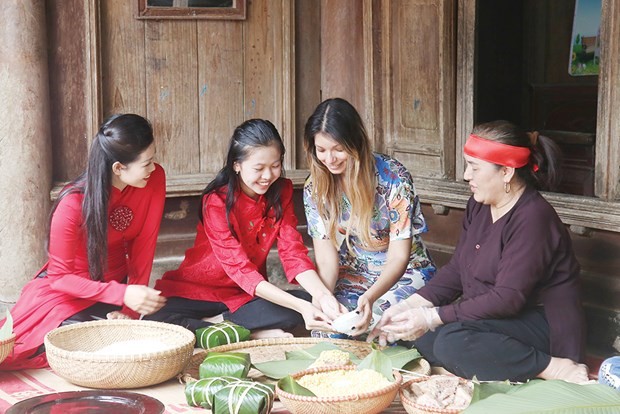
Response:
[203,193,267,296]
[121,164,166,317]
[46,193,127,305]
[126,164,166,286]
[276,180,315,282]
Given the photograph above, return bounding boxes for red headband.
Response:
[464,134,531,168]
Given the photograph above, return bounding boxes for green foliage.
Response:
[277,375,316,397]
[284,342,360,362]
[253,342,421,382]
[464,380,620,413]
[212,380,275,414]
[195,321,251,349]
[357,343,394,381]
[185,377,242,409]
[252,359,314,380]
[199,352,252,379]
[381,346,422,370]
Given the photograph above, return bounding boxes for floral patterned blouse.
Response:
[303,153,436,318]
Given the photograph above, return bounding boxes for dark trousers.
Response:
[144,290,312,333]
[412,308,552,382]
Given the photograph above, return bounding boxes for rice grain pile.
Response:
[298,368,391,397]
[308,349,352,368]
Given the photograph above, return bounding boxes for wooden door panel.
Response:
[197,22,244,173]
[394,5,440,132]
[380,0,455,180]
[145,21,200,175]
[96,0,294,183]
[101,0,147,117]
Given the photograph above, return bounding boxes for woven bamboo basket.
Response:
[399,376,472,414]
[0,333,16,364]
[44,320,195,389]
[276,364,402,414]
[180,337,431,384]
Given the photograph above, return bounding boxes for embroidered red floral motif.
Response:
[109,206,134,232]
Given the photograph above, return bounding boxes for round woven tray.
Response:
[0,333,16,364]
[180,337,431,384]
[277,364,403,414]
[45,320,195,389]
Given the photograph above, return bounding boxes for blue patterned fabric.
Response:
[304,153,436,328]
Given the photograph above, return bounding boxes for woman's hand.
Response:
[312,293,347,321]
[349,293,374,336]
[298,301,333,331]
[106,310,132,320]
[123,285,166,315]
[368,307,441,346]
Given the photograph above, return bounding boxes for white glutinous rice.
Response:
[92,339,173,355]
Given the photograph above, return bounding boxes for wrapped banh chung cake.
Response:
[185,376,243,410]
[196,321,251,349]
[199,352,252,379]
[211,380,275,414]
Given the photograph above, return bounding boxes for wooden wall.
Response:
[50,0,297,182]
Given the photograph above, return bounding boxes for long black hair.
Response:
[199,119,285,239]
[50,114,154,281]
[472,120,563,191]
[303,98,376,247]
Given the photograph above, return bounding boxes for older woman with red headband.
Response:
[369,120,588,383]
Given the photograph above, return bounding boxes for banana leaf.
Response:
[254,343,361,379]
[356,343,394,381]
[252,359,314,380]
[469,378,513,402]
[284,342,361,362]
[0,309,12,340]
[254,342,420,380]
[381,345,422,369]
[212,380,275,414]
[196,321,251,349]
[200,352,252,379]
[277,375,316,397]
[463,380,620,413]
[184,376,242,409]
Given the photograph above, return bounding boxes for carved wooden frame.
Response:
[135,0,246,20]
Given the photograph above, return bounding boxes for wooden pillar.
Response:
[0,1,52,304]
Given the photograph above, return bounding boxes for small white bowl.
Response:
[331,311,364,335]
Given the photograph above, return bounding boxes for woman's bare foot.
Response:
[538,357,589,383]
[250,329,294,340]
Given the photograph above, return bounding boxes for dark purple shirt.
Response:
[417,187,585,362]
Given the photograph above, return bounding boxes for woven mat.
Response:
[0,367,409,413]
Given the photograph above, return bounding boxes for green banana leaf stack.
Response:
[211,381,275,414]
[196,321,251,349]
[199,351,252,379]
[186,348,275,414]
[184,376,243,409]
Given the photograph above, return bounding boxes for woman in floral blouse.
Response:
[303,98,436,337]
